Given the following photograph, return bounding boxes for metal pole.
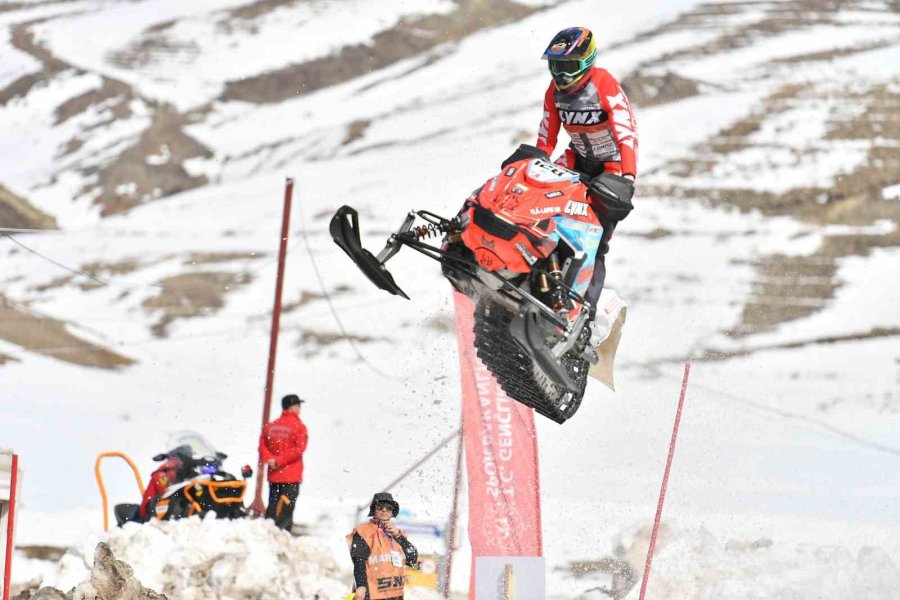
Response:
[251,178,294,515]
[355,429,461,523]
[3,453,19,600]
[443,420,464,599]
[639,362,691,600]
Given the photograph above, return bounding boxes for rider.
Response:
[536,27,638,344]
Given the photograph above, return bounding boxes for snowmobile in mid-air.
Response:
[330,145,629,423]
[114,431,253,526]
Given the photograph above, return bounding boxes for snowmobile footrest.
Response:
[520,305,576,390]
[330,205,409,299]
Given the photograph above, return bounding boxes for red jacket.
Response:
[259,410,308,483]
[537,67,638,177]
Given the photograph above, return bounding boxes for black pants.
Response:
[586,221,616,318]
[265,482,300,530]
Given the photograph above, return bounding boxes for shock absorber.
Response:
[548,253,568,313]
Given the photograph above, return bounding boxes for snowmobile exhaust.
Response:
[330,206,410,299]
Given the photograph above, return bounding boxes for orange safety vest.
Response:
[347,522,407,599]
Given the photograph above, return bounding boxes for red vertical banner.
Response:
[452,293,543,599]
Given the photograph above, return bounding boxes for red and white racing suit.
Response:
[535,67,638,317]
[537,67,638,178]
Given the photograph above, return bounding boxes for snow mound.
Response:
[615,523,900,600]
[43,518,348,600]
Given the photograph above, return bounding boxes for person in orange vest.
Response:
[347,493,418,600]
[258,394,308,530]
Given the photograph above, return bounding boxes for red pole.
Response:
[639,362,691,600]
[3,453,19,600]
[443,420,464,599]
[251,179,294,515]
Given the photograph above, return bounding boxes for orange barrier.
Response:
[95,452,145,532]
[183,480,247,515]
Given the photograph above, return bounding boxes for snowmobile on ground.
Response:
[330,145,629,423]
[114,431,253,526]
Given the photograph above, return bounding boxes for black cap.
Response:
[368,492,399,517]
[281,394,304,410]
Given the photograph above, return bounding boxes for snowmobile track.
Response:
[473,300,587,423]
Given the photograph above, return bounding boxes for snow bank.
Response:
[612,523,900,600]
[43,518,348,600]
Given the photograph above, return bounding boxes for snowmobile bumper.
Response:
[515,304,577,389]
[330,206,410,299]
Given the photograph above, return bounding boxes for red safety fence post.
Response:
[639,362,691,600]
[3,453,19,600]
[251,178,294,516]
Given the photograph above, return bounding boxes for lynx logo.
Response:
[559,109,606,126]
[504,166,517,177]
[564,200,589,216]
[545,190,563,199]
[530,206,560,215]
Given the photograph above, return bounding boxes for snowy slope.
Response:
[2,0,900,598]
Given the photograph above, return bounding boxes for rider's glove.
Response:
[587,173,635,223]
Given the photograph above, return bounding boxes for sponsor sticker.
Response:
[564,200,590,217]
[530,206,560,215]
[545,190,563,199]
[504,166,517,177]
[516,242,538,266]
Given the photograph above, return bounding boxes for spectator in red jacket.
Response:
[258,394,308,530]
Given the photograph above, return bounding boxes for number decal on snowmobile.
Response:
[526,159,580,184]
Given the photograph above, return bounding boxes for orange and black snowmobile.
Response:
[113,432,253,525]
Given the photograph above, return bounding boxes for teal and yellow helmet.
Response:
[542,27,597,91]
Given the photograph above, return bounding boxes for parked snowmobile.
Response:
[330,145,628,423]
[114,431,253,526]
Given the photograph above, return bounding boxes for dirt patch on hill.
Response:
[54,76,134,126]
[83,105,213,216]
[623,70,701,108]
[729,253,838,335]
[227,0,298,20]
[0,184,57,230]
[0,296,134,368]
[143,271,253,337]
[773,38,900,64]
[0,353,19,366]
[296,329,382,358]
[221,0,538,104]
[184,251,264,265]
[0,19,71,106]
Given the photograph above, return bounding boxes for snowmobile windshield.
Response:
[166,431,218,461]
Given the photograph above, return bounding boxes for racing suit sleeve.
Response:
[350,532,371,589]
[536,81,561,156]
[596,70,638,178]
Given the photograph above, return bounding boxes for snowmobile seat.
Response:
[114,503,141,527]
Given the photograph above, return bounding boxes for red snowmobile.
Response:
[331,146,629,423]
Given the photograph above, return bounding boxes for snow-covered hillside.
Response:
[2,0,899,598]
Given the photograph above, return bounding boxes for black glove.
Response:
[588,173,635,223]
[501,144,550,169]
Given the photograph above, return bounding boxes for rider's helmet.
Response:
[542,27,597,92]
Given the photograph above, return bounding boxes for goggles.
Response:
[374,503,394,512]
[548,51,595,78]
